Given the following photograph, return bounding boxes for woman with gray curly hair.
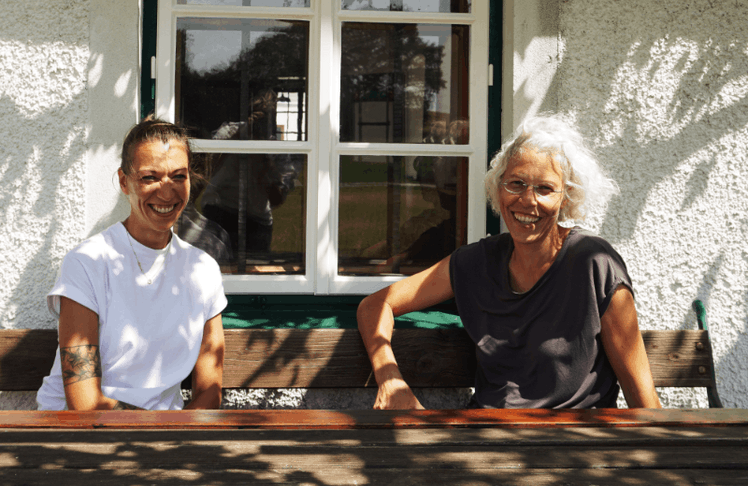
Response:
[358,115,661,410]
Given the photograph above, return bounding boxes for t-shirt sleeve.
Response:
[590,240,634,318]
[47,251,100,319]
[449,245,461,293]
[204,259,228,321]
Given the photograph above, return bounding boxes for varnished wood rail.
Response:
[0,408,745,430]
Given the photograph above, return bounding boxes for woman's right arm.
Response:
[58,296,142,410]
[356,255,455,410]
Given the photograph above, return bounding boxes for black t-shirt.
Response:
[449,227,632,409]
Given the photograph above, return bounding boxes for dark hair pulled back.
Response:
[120,115,193,176]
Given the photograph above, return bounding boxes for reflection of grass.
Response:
[272,184,436,256]
[339,185,434,255]
[271,188,305,253]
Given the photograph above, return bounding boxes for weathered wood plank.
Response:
[1,425,747,446]
[222,328,474,388]
[222,329,716,388]
[0,329,57,391]
[2,468,748,486]
[0,425,746,486]
[642,330,715,387]
[0,328,718,392]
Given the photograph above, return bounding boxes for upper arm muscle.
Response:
[377,255,454,317]
[186,314,224,409]
[58,296,105,409]
[600,286,661,408]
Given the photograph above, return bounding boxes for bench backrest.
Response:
[0,328,721,407]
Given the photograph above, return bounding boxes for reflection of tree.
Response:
[339,23,447,142]
[178,21,309,139]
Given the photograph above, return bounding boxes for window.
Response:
[154,0,489,294]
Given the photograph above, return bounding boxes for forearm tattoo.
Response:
[60,345,102,386]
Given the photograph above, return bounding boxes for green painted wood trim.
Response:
[140,0,157,119]
[486,0,503,236]
[222,295,462,330]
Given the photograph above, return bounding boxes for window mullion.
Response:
[467,0,490,245]
[155,0,176,121]
[313,0,337,295]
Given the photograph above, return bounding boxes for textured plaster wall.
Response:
[0,0,137,409]
[551,0,748,408]
[0,2,90,330]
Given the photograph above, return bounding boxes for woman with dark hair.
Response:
[358,115,661,410]
[36,117,226,410]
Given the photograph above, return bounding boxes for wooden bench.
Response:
[0,300,722,408]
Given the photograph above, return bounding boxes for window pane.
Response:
[176,18,309,140]
[341,0,470,13]
[338,155,467,276]
[340,23,469,143]
[177,153,307,275]
[178,0,309,6]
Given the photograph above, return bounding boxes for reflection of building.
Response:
[2,0,747,410]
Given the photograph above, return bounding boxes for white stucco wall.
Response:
[509,0,748,407]
[0,0,137,409]
[0,1,89,333]
[0,0,136,330]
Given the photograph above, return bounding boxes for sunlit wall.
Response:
[554,0,748,408]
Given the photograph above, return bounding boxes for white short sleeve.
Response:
[47,250,101,319]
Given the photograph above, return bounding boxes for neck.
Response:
[512,225,570,270]
[122,218,172,249]
[508,225,571,293]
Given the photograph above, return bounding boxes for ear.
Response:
[118,168,130,195]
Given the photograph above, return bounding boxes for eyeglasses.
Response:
[501,179,563,199]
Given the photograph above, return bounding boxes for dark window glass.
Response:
[341,0,470,13]
[338,154,468,276]
[340,22,469,143]
[178,153,307,275]
[178,0,309,6]
[176,18,309,140]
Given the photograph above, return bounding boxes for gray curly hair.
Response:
[485,114,619,222]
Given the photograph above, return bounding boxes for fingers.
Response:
[374,378,424,410]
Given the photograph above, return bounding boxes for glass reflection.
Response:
[178,0,309,6]
[341,0,470,13]
[176,18,309,140]
[338,153,468,276]
[340,23,469,143]
[177,153,306,275]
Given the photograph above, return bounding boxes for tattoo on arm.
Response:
[60,345,102,386]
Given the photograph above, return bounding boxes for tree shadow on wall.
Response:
[0,92,89,332]
[521,1,748,407]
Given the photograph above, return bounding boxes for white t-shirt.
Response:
[36,222,227,410]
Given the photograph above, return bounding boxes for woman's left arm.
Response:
[600,286,662,408]
[184,314,225,409]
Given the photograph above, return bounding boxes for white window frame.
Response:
[155,0,489,295]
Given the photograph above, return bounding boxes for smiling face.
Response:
[499,147,566,247]
[119,139,190,249]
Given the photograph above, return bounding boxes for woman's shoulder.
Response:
[64,223,124,265]
[171,233,222,271]
[451,232,511,269]
[456,232,510,254]
[563,227,627,270]
[566,227,620,255]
